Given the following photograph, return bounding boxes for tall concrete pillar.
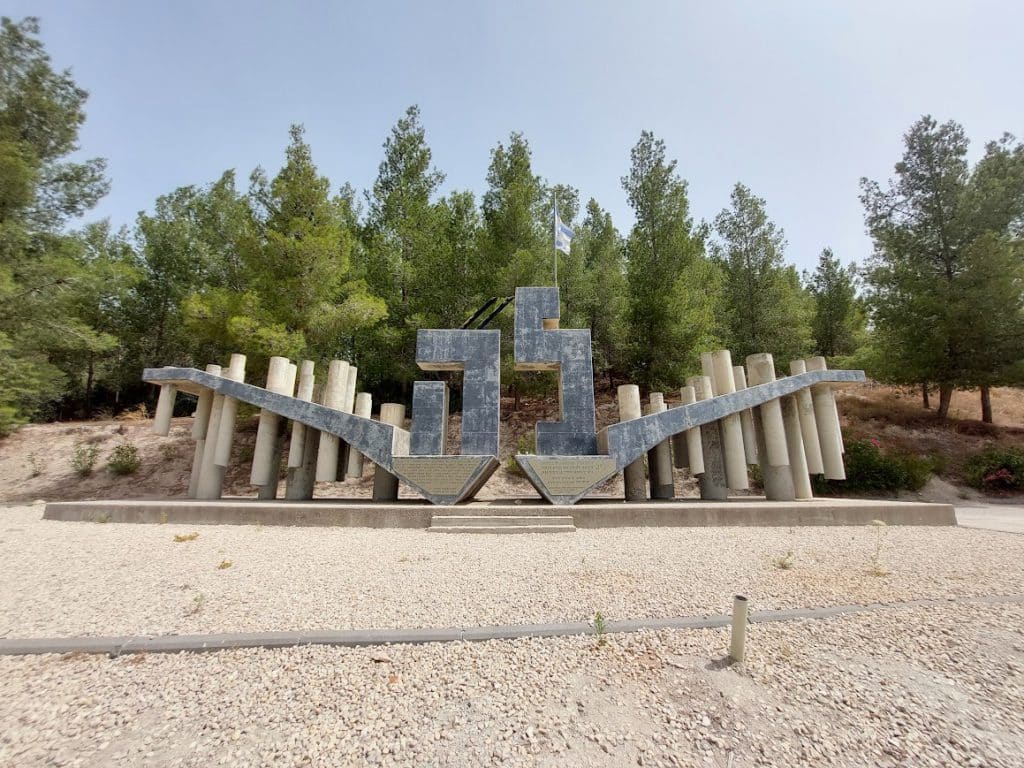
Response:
[345,392,373,479]
[646,393,674,499]
[339,365,358,477]
[287,361,316,469]
[250,356,290,486]
[187,364,220,499]
[372,403,406,501]
[285,422,319,500]
[679,384,704,476]
[617,384,647,501]
[197,355,245,499]
[254,359,297,500]
[806,356,845,479]
[747,353,794,501]
[315,360,349,482]
[690,375,728,500]
[789,359,824,475]
[152,383,177,436]
[782,395,813,499]
[212,353,247,467]
[732,365,759,465]
[708,350,749,490]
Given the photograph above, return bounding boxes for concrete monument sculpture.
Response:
[142,286,866,507]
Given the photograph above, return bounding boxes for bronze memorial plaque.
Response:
[391,457,486,497]
[530,457,617,496]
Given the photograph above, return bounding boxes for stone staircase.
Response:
[427,511,576,534]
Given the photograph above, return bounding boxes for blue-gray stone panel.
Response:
[410,381,448,456]
[415,329,500,457]
[513,287,597,456]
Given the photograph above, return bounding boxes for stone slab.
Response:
[390,455,500,504]
[43,497,957,528]
[516,455,618,505]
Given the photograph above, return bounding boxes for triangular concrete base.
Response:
[516,455,619,505]
[391,455,500,505]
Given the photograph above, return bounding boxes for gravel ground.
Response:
[2,503,1023,639]
[2,602,1022,767]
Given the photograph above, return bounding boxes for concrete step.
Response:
[428,515,576,534]
[427,524,577,534]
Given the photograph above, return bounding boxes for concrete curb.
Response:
[2,594,1021,657]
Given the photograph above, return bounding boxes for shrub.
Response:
[964,447,1024,492]
[815,438,937,495]
[505,431,535,477]
[71,444,100,477]
[108,443,141,475]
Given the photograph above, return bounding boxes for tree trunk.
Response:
[921,383,930,409]
[937,384,954,418]
[85,358,95,419]
[980,385,993,424]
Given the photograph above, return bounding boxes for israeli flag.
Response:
[555,210,574,255]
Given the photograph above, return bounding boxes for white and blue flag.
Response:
[554,209,574,255]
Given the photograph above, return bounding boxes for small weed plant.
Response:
[174,532,199,543]
[28,452,44,477]
[593,611,608,647]
[71,444,100,477]
[506,431,535,477]
[108,443,141,475]
[186,593,205,616]
[773,550,795,570]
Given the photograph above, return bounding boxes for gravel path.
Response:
[2,602,1021,767]
[2,503,1024,639]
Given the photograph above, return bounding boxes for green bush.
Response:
[964,447,1024,491]
[108,443,141,475]
[815,438,936,494]
[71,444,100,477]
[506,431,534,477]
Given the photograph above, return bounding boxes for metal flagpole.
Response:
[553,201,558,287]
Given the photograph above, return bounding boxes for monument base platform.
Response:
[42,497,957,529]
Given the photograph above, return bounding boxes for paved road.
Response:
[956,505,1024,534]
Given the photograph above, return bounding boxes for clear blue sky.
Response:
[10,0,1024,272]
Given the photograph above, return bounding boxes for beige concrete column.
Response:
[212,353,246,468]
[690,374,727,500]
[732,365,759,465]
[345,392,373,479]
[257,361,298,500]
[789,359,824,475]
[250,356,290,486]
[287,361,316,469]
[197,356,243,499]
[338,365,358,478]
[679,385,704,476]
[806,356,845,479]
[187,364,220,499]
[371,403,406,501]
[617,384,647,501]
[646,393,674,499]
[152,383,177,436]
[747,353,794,501]
[315,360,349,482]
[709,350,749,490]
[782,395,813,499]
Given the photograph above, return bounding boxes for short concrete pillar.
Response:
[617,384,647,501]
[315,360,349,482]
[782,395,813,499]
[679,385,704,476]
[152,383,177,436]
[250,356,290,487]
[372,403,406,501]
[187,364,220,499]
[709,350,749,490]
[806,356,845,479]
[690,375,728,500]
[285,420,319,500]
[345,392,373,479]
[732,365,759,465]
[646,393,674,499]
[789,359,824,475]
[287,361,316,469]
[747,353,794,501]
[212,353,246,467]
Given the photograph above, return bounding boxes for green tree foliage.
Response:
[861,116,1024,420]
[805,248,863,357]
[0,17,134,428]
[711,183,812,366]
[622,131,719,389]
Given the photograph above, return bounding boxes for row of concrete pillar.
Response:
[152,355,408,502]
[617,351,846,502]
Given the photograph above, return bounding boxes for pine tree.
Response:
[806,248,863,357]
